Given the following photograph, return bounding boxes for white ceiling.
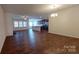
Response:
[2,4,75,19]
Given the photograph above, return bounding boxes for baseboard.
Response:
[13,29,27,32]
[6,35,13,38]
[48,32,79,39]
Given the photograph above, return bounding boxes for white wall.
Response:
[5,13,13,36]
[49,6,79,38]
[0,6,6,52]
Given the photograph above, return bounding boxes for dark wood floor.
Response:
[1,29,79,54]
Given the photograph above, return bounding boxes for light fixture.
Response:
[21,16,28,20]
[50,13,58,17]
[49,4,62,9]
[49,4,59,17]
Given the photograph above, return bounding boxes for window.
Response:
[23,21,27,27]
[14,21,27,28]
[14,21,18,27]
[19,21,23,27]
[29,22,32,27]
[29,19,40,26]
[33,21,38,26]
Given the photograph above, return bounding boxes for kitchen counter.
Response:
[32,25,42,31]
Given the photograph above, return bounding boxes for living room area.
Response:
[0,4,79,54]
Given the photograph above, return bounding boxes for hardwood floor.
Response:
[1,29,79,54]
